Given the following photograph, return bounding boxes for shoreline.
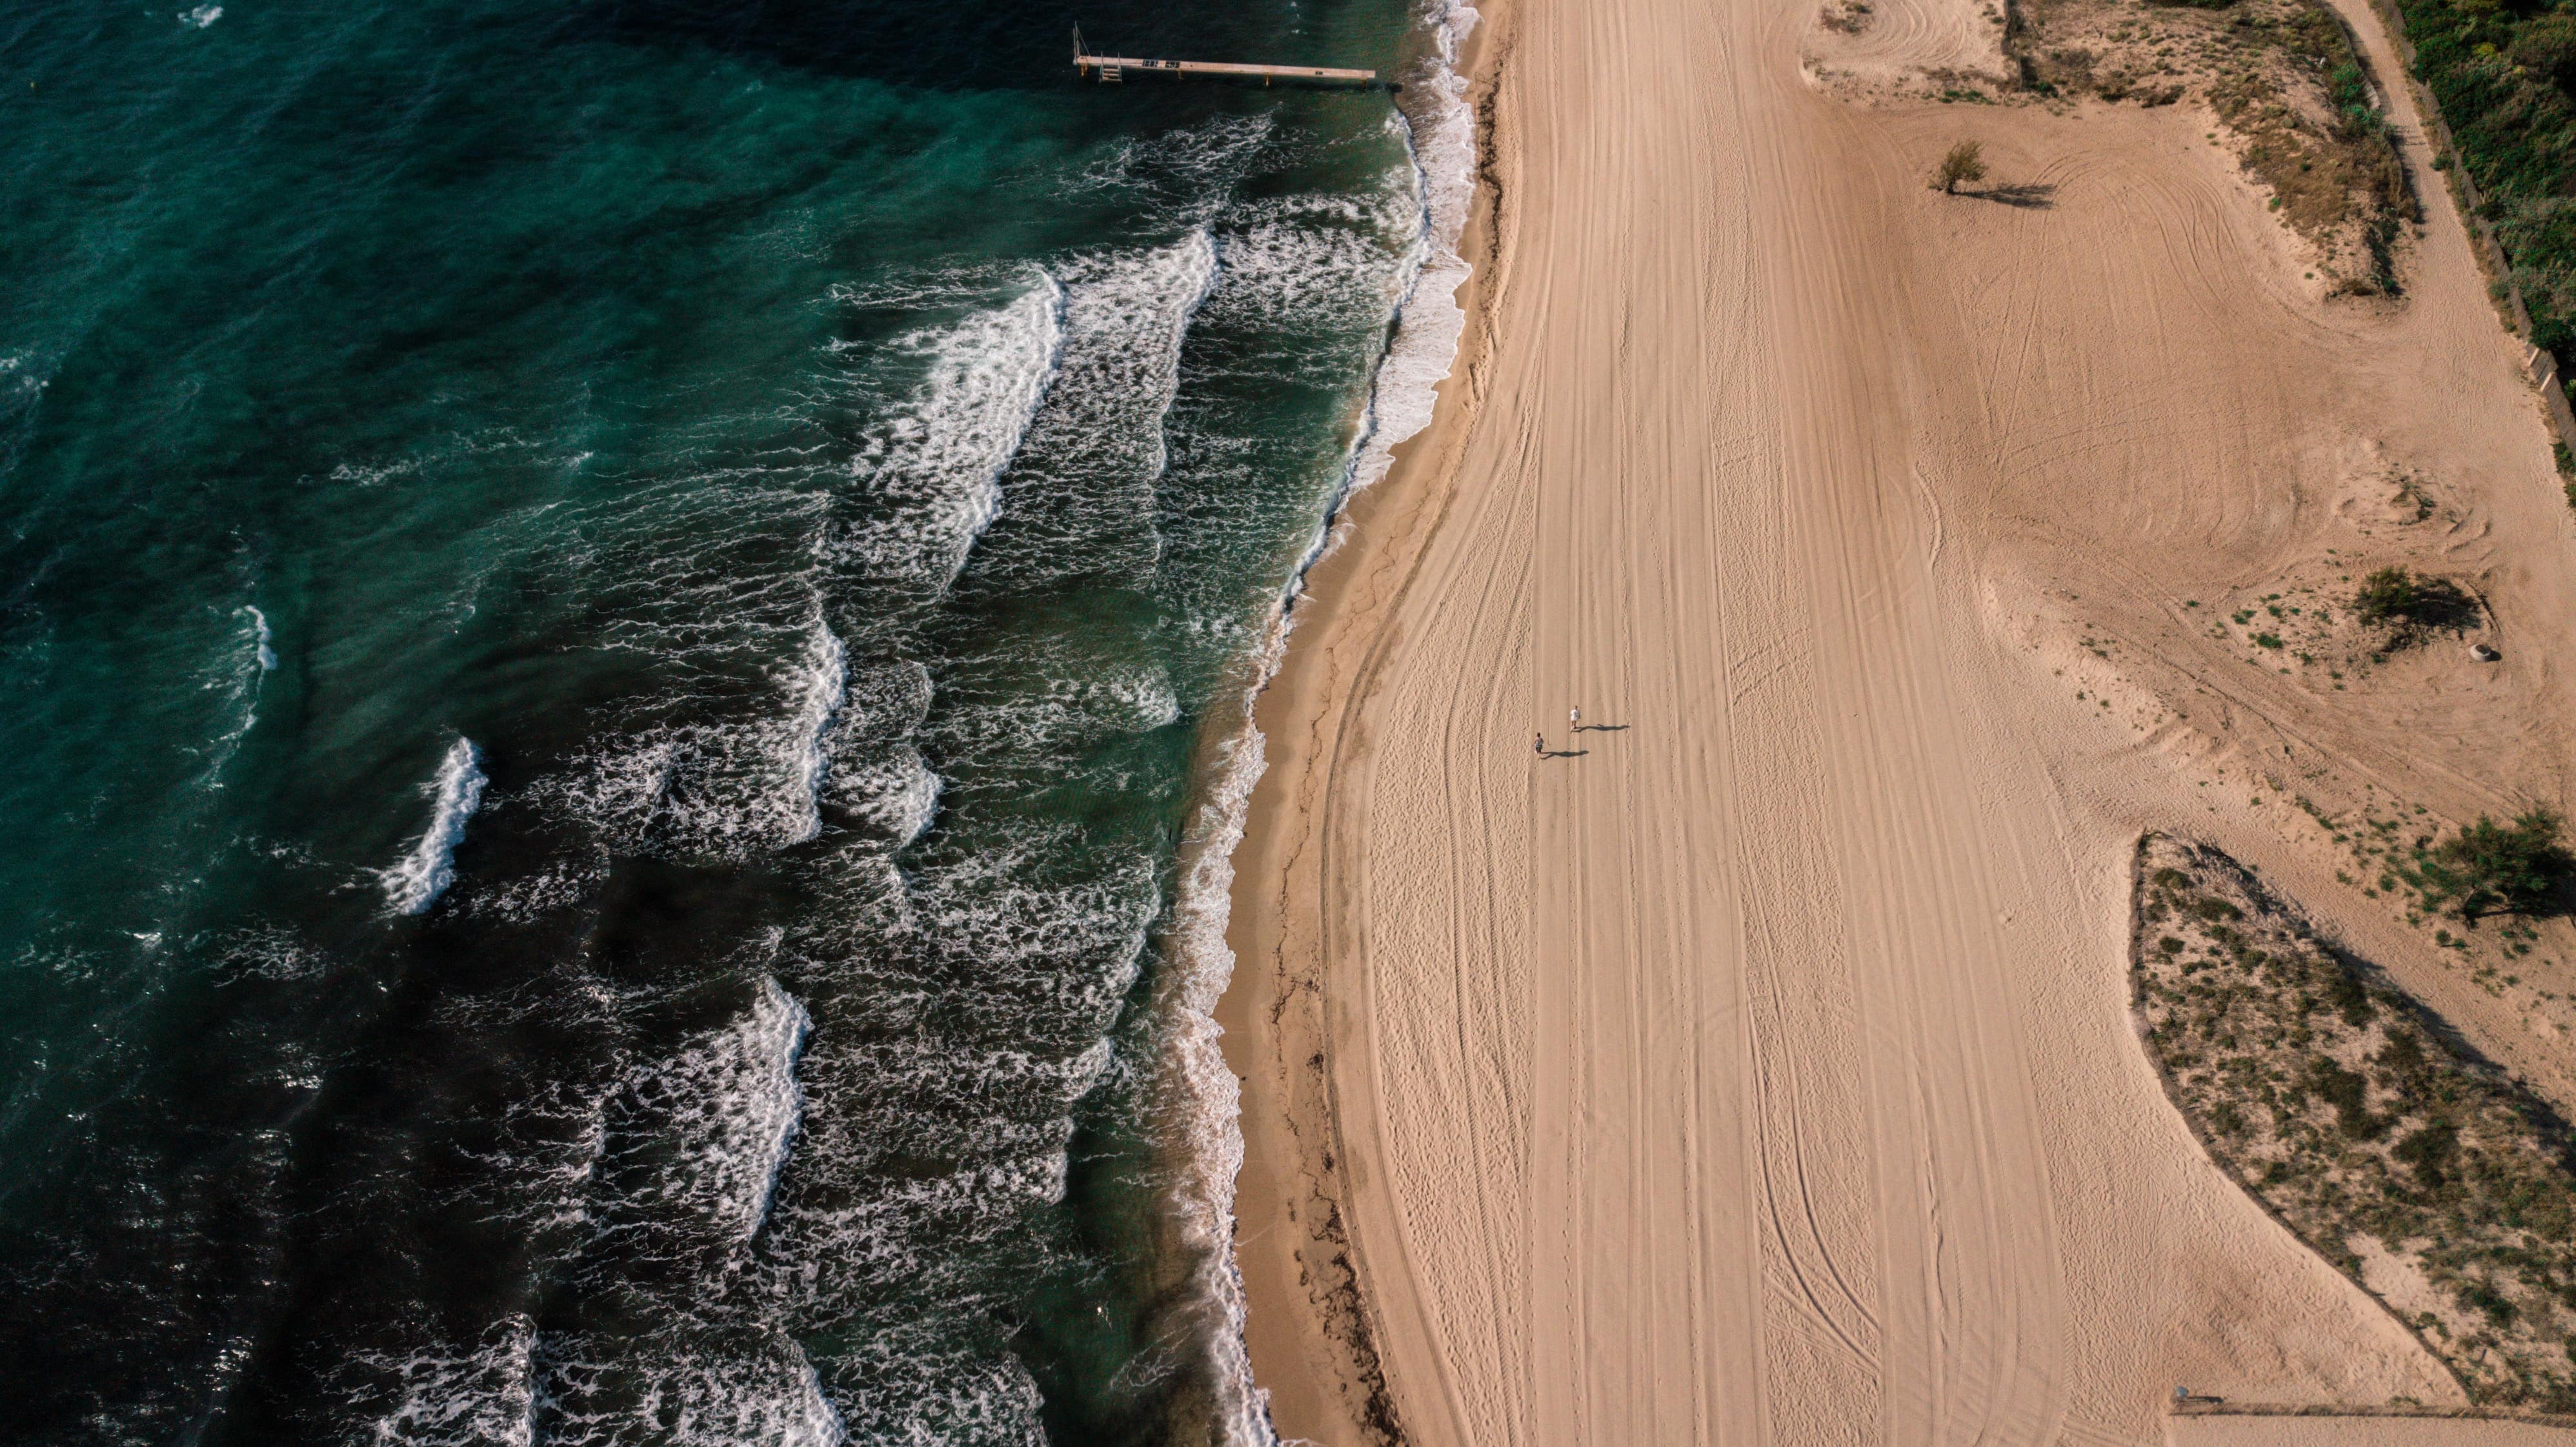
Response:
[1212,1,1514,1440]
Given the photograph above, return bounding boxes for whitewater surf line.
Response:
[383,736,486,915]
[1164,3,1485,1441]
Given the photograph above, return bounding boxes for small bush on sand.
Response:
[1931,140,1987,194]
[2352,566,2477,632]
[2415,809,2575,919]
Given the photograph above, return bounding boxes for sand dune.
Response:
[1220,0,2576,1439]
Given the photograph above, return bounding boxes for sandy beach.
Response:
[1219,0,2576,1439]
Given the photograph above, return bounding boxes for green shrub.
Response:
[2353,567,2478,630]
[2394,1117,2459,1186]
[2312,1055,2387,1138]
[2399,0,2576,360]
[2511,12,2576,92]
[2464,1277,2522,1327]
[2416,808,2576,918]
[1931,139,1987,192]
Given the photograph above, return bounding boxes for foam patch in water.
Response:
[243,604,276,671]
[838,281,1064,592]
[597,976,809,1247]
[534,1327,845,1447]
[382,736,487,915]
[969,231,1217,589]
[349,1315,538,1447]
[822,743,940,847]
[786,616,847,846]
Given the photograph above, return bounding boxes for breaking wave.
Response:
[839,281,1065,592]
[383,736,487,915]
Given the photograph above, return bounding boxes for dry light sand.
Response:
[1216,0,2576,1439]
[2168,1418,2576,1447]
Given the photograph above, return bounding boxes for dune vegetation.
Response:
[2394,0,2576,362]
[2136,835,2576,1407]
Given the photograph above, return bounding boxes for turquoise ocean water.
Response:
[0,0,1474,1441]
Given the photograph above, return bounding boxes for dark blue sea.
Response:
[0,0,1475,1440]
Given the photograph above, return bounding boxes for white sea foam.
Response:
[1202,191,1417,342]
[793,1335,1043,1447]
[1170,6,1483,1442]
[842,1034,1114,1106]
[1347,3,1481,502]
[514,589,856,862]
[1158,629,1285,1447]
[840,281,1064,591]
[449,1067,617,1240]
[754,843,1156,1355]
[382,736,487,916]
[210,924,328,984]
[536,1330,845,1447]
[976,232,1216,582]
[1065,114,1279,229]
[244,604,277,671]
[838,658,932,741]
[900,843,1158,1033]
[456,849,610,923]
[601,976,810,1246]
[521,736,672,848]
[762,1151,1074,1297]
[928,662,1181,758]
[179,3,221,26]
[352,1315,538,1447]
[823,744,941,846]
[787,614,846,845]
[190,601,276,779]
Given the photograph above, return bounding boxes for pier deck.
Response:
[1071,34,1374,85]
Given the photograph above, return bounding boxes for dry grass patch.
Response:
[1819,0,1875,34]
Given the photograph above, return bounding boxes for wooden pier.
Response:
[1072,29,1375,86]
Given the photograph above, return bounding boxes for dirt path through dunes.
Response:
[1222,0,2576,1437]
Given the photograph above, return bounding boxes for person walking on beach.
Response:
[1570,705,1580,733]
[1534,731,1545,757]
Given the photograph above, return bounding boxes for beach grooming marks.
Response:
[1072,28,1375,85]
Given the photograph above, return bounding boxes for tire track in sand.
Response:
[1294,0,2499,1438]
